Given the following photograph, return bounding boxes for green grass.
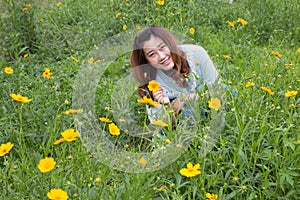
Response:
[0,0,299,199]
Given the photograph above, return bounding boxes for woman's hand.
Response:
[153,88,170,104]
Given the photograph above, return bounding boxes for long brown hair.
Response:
[130,26,190,98]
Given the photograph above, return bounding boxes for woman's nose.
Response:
[157,51,165,60]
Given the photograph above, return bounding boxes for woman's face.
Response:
[142,35,175,71]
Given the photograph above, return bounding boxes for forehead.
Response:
[142,36,165,50]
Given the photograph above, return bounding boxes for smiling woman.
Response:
[130,26,219,128]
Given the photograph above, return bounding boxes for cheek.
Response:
[146,57,158,64]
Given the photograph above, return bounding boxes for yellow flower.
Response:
[108,123,120,136]
[148,80,160,92]
[38,157,56,173]
[137,96,160,107]
[116,12,121,19]
[245,82,255,88]
[4,67,14,74]
[24,53,28,58]
[284,90,298,97]
[99,117,112,123]
[226,20,236,27]
[53,138,65,145]
[206,192,218,200]
[157,0,164,6]
[25,4,32,7]
[297,140,300,144]
[139,156,147,166]
[179,162,201,177]
[151,120,168,127]
[47,188,68,200]
[0,142,14,157]
[43,68,52,79]
[297,48,300,54]
[61,128,79,142]
[10,93,32,103]
[95,177,101,183]
[123,24,127,30]
[189,27,195,34]
[237,18,248,26]
[261,86,274,95]
[208,98,221,111]
[22,7,28,12]
[71,55,79,63]
[271,51,282,58]
[56,2,62,7]
[136,25,141,30]
[65,109,83,115]
[223,55,231,59]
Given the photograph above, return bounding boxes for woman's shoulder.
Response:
[178,44,206,53]
[178,44,210,61]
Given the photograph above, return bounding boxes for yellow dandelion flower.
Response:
[261,86,274,95]
[53,138,65,145]
[208,98,221,111]
[189,27,195,34]
[226,20,236,27]
[137,96,160,107]
[47,188,68,200]
[43,68,52,79]
[116,12,121,19]
[25,4,32,7]
[151,120,168,127]
[237,17,248,26]
[139,156,147,166]
[297,48,300,54]
[95,178,101,183]
[71,55,79,63]
[61,128,79,142]
[223,55,231,59]
[4,67,14,74]
[157,0,164,6]
[37,157,56,173]
[99,117,112,123]
[65,109,83,115]
[179,162,201,177]
[56,2,62,7]
[0,142,14,157]
[23,53,29,58]
[123,24,127,30]
[10,93,32,103]
[245,82,255,88]
[108,123,120,136]
[271,51,282,58]
[206,192,218,200]
[22,7,28,12]
[148,80,160,92]
[136,25,141,30]
[284,90,298,97]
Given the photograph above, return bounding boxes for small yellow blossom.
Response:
[56,2,62,7]
[123,24,127,30]
[24,53,28,58]
[99,117,112,123]
[157,0,164,6]
[0,142,14,157]
[38,157,56,173]
[22,7,28,12]
[95,178,101,183]
[223,55,231,59]
[137,96,160,107]
[206,192,218,200]
[226,20,236,27]
[4,67,14,74]
[61,128,79,142]
[47,188,68,200]
[297,48,300,54]
[151,120,168,127]
[237,18,248,26]
[71,55,79,63]
[189,27,195,34]
[65,109,83,115]
[208,98,221,111]
[25,4,32,7]
[10,93,32,103]
[108,123,120,136]
[261,86,274,95]
[43,68,52,79]
[148,80,160,92]
[284,90,298,97]
[136,25,141,30]
[116,12,121,19]
[139,156,147,166]
[179,162,201,177]
[271,51,282,58]
[245,82,255,88]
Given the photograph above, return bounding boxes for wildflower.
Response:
[151,120,168,127]
[24,53,28,58]
[43,68,52,79]
[189,27,195,34]
[65,109,83,115]
[56,2,62,7]
[25,4,32,7]
[99,117,112,123]
[148,80,160,92]
[245,82,255,87]
[71,55,79,63]
[47,188,68,200]
[285,90,298,97]
[206,192,218,200]
[223,55,231,59]
[4,67,14,74]
[10,93,32,103]
[139,156,147,166]
[226,20,236,27]
[38,157,56,173]
[0,142,14,157]
[179,162,201,177]
[61,128,79,142]
[297,48,300,54]
[137,96,160,107]
[95,178,101,183]
[88,57,94,64]
[165,139,171,144]
[115,12,121,19]
[271,51,282,58]
[261,86,274,95]
[123,24,127,30]
[53,138,65,145]
[194,61,200,65]
[208,98,221,111]
[297,140,300,144]
[157,0,164,6]
[136,25,141,30]
[22,7,28,12]
[108,123,120,136]
[237,17,248,26]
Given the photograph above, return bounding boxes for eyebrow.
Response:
[144,42,165,56]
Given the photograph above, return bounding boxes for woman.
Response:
[130,26,219,126]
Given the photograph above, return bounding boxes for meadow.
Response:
[0,0,299,199]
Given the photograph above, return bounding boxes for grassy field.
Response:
[0,0,299,199]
